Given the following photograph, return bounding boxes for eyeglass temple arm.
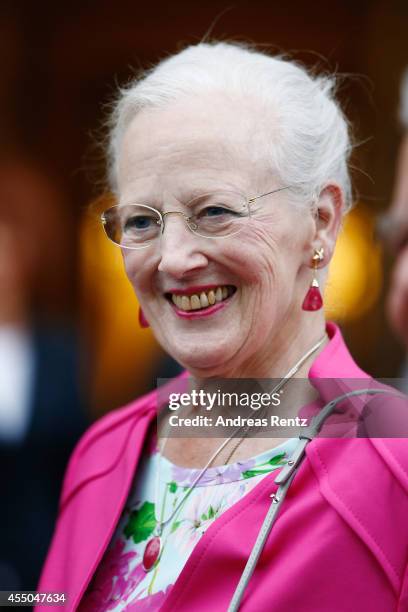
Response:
[248,186,292,204]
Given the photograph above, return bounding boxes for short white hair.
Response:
[107,42,353,212]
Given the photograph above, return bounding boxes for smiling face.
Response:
[116,94,324,378]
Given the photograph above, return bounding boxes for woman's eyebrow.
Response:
[124,192,162,206]
[123,185,236,209]
[182,185,242,200]
[151,189,210,207]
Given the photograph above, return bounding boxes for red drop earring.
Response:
[138,307,150,328]
[302,247,324,311]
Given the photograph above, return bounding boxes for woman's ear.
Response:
[311,183,344,262]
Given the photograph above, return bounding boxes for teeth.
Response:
[200,292,209,308]
[190,295,201,310]
[181,296,191,311]
[171,286,233,311]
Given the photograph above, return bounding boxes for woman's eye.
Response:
[124,216,153,230]
[200,206,235,218]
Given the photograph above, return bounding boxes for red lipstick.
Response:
[172,301,228,319]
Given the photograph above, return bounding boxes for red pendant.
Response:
[138,307,150,329]
[302,286,323,311]
[143,536,161,572]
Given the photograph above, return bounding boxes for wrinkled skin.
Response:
[117,94,343,381]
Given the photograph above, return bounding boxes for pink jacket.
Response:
[37,323,408,611]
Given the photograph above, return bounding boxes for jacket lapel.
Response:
[305,323,408,594]
[59,375,190,609]
[37,405,156,611]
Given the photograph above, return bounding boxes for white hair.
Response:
[107,42,353,212]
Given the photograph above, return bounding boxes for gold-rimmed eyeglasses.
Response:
[101,186,291,250]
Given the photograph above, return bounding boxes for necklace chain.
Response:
[154,333,327,534]
[222,335,327,464]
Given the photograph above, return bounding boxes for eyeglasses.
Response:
[101,186,291,250]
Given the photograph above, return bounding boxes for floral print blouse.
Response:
[79,436,297,611]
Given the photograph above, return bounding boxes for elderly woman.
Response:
[37,43,408,611]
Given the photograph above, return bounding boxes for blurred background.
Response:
[0,0,408,591]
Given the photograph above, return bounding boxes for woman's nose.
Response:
[157,213,208,278]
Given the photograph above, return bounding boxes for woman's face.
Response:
[117,96,318,377]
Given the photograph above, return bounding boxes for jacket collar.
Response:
[300,322,371,421]
[309,321,367,379]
